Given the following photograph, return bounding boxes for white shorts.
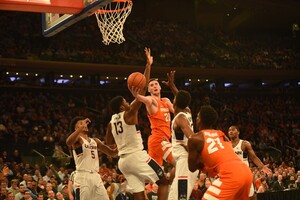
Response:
[118,150,165,193]
[74,171,108,200]
[168,157,199,200]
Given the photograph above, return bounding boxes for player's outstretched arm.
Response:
[105,122,116,146]
[188,134,204,172]
[175,114,194,138]
[95,138,118,157]
[131,87,154,108]
[127,47,153,114]
[245,141,271,173]
[144,47,152,86]
[162,70,179,96]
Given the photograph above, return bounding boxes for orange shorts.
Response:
[147,135,173,166]
[203,162,253,200]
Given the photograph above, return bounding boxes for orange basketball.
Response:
[127,72,146,90]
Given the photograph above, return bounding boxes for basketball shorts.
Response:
[168,156,199,200]
[148,135,173,166]
[118,150,165,193]
[203,161,253,200]
[74,171,108,200]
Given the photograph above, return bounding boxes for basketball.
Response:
[127,72,146,90]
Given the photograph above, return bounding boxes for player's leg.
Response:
[162,138,176,183]
[118,151,168,199]
[234,166,253,200]
[203,164,252,200]
[93,173,109,200]
[148,136,164,166]
[74,172,89,200]
[168,157,198,200]
[167,169,178,200]
[133,191,147,200]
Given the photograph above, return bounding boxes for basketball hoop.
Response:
[94,0,132,45]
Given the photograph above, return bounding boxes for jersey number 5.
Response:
[113,121,123,135]
[206,137,224,154]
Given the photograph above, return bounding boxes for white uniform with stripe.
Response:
[168,112,199,200]
[110,111,165,193]
[73,137,108,200]
[233,139,255,196]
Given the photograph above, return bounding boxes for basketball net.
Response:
[94,0,132,45]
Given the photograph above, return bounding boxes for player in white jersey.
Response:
[66,117,117,200]
[168,90,198,200]
[228,125,271,199]
[106,48,169,200]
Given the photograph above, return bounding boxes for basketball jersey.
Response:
[148,98,171,139]
[73,137,99,172]
[110,111,143,156]
[200,130,240,172]
[171,112,193,160]
[233,139,249,166]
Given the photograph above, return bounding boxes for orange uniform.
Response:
[200,129,253,200]
[147,98,173,166]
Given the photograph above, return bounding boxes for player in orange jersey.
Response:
[133,70,178,168]
[187,105,253,200]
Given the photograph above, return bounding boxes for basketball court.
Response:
[0,0,133,45]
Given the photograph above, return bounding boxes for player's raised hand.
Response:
[162,70,176,87]
[1,166,10,177]
[129,86,141,98]
[261,165,272,174]
[145,47,153,66]
[78,118,91,131]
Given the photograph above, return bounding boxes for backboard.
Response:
[42,0,112,37]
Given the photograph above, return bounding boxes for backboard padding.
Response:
[42,0,112,37]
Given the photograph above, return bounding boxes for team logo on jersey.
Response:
[84,144,97,150]
[160,107,169,112]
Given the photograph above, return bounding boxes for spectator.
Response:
[7,179,19,195]
[15,184,26,200]
[287,175,297,190]
[266,171,275,190]
[201,178,212,194]
[1,151,10,164]
[257,177,269,193]
[190,182,203,200]
[23,189,33,200]
[32,170,42,182]
[6,191,14,200]
[47,190,56,200]
[42,170,53,183]
[296,175,300,189]
[60,185,69,200]
[36,193,44,200]
[56,192,64,200]
[0,186,7,200]
[26,180,38,199]
[11,150,22,164]
[272,175,285,191]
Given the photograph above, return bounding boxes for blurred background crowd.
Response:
[0,85,299,199]
[0,11,299,70]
